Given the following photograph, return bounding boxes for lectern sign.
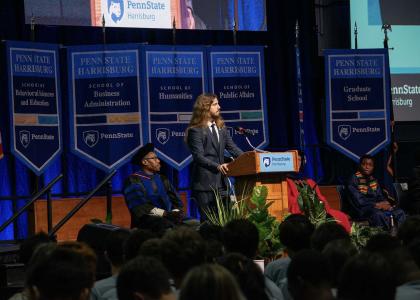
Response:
[325,49,391,161]
[259,152,295,173]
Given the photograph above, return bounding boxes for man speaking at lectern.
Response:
[186,93,243,220]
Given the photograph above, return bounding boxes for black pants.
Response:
[192,189,228,222]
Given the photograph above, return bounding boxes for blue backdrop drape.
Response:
[0,0,323,240]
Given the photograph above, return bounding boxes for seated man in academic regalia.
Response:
[347,154,406,230]
[123,143,184,229]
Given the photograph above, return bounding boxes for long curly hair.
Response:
[187,93,225,131]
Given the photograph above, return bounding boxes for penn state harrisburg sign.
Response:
[7,41,62,175]
[68,44,143,171]
[208,46,269,152]
[325,49,391,161]
[142,45,207,170]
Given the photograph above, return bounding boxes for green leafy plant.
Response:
[203,189,247,227]
[203,185,283,259]
[350,222,383,250]
[295,180,334,227]
[246,186,282,259]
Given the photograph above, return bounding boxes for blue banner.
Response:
[6,41,62,175]
[141,46,207,170]
[325,49,391,161]
[68,44,143,171]
[208,46,269,152]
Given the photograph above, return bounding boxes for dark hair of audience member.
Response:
[26,246,94,300]
[179,264,244,300]
[338,252,395,300]
[198,223,224,262]
[58,241,97,278]
[19,231,54,265]
[104,229,130,268]
[408,237,420,269]
[138,238,185,288]
[322,239,357,288]
[364,233,420,286]
[311,222,349,252]
[117,255,173,300]
[123,229,156,262]
[363,233,401,253]
[278,214,315,257]
[397,215,420,246]
[222,219,259,258]
[287,249,333,300]
[218,253,269,300]
[163,227,207,276]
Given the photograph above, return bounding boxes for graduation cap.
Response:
[131,143,154,165]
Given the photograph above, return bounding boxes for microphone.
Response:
[235,126,255,136]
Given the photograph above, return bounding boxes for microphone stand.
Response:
[243,135,268,153]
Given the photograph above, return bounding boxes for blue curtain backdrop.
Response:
[0,0,325,240]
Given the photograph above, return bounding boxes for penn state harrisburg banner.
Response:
[141,45,207,170]
[6,41,62,175]
[325,49,391,161]
[208,46,269,151]
[67,44,143,171]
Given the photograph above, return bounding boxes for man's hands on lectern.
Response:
[217,163,229,175]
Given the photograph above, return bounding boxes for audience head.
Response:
[311,222,349,252]
[179,264,244,300]
[397,215,420,246]
[278,214,314,256]
[358,154,375,176]
[364,233,401,254]
[163,227,207,281]
[364,233,420,286]
[287,249,333,300]
[19,231,54,265]
[58,241,97,277]
[338,252,395,300]
[117,256,175,300]
[322,239,357,287]
[26,247,94,300]
[198,223,224,262]
[139,238,185,288]
[104,229,130,268]
[123,229,156,261]
[222,219,259,258]
[408,237,420,269]
[218,253,268,300]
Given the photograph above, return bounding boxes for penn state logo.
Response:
[108,0,124,23]
[338,125,351,141]
[263,157,271,167]
[156,128,170,145]
[19,130,31,148]
[83,130,99,148]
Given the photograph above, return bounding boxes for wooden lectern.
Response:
[227,150,299,220]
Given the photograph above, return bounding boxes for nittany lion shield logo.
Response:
[83,130,99,148]
[156,128,170,145]
[338,125,351,141]
[19,130,31,148]
[108,0,124,23]
[263,157,271,167]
